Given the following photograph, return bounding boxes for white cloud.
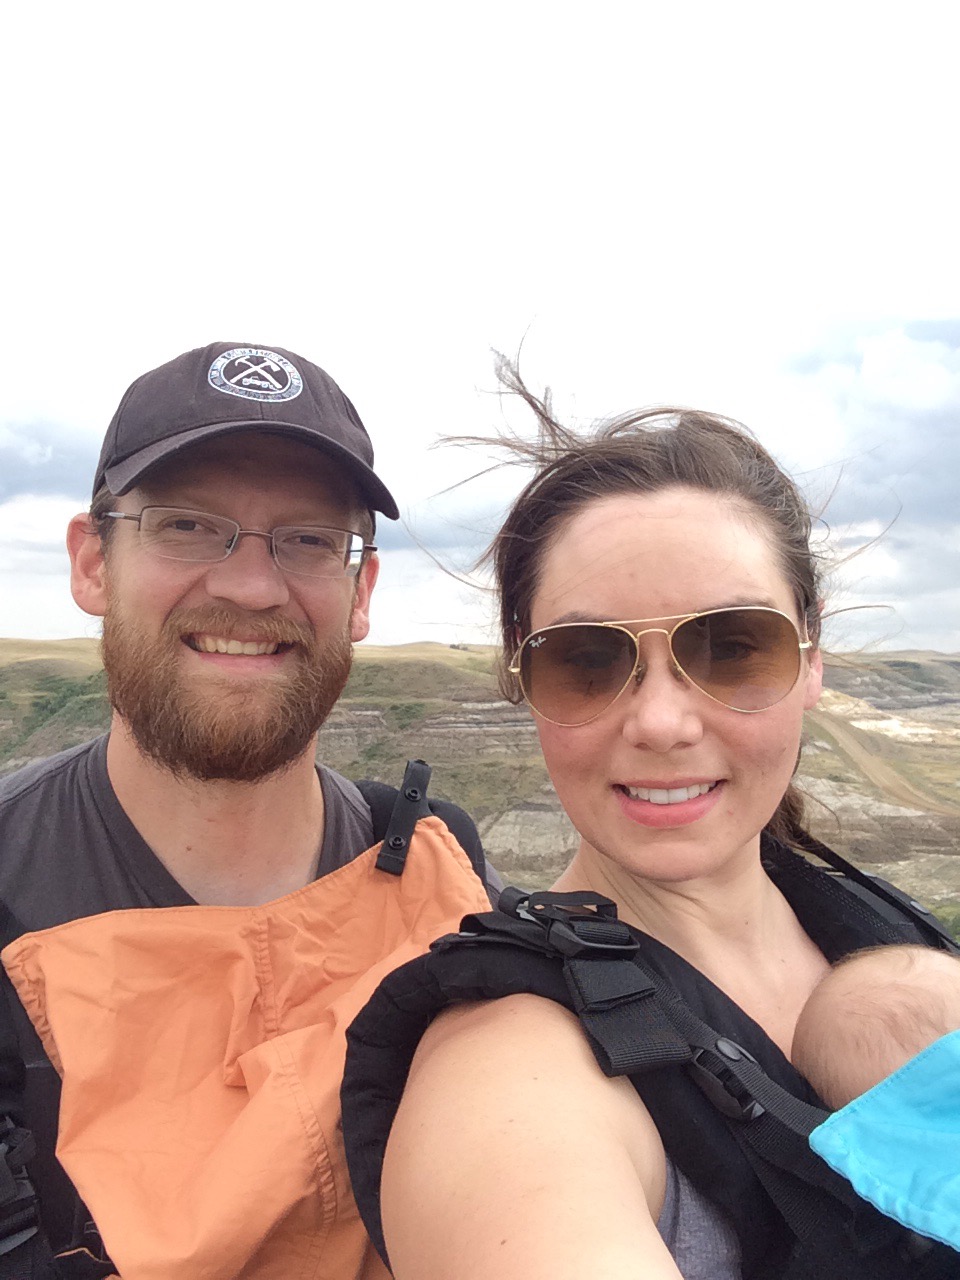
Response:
[856,332,960,414]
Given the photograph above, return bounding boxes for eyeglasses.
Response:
[509,606,812,725]
[99,507,375,579]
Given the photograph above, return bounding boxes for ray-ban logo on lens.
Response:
[208,348,303,402]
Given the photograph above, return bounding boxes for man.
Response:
[0,344,494,1278]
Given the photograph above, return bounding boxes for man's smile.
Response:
[184,633,290,656]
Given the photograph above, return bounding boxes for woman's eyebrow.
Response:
[543,611,605,626]
[541,598,785,628]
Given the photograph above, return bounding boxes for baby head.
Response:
[792,945,960,1110]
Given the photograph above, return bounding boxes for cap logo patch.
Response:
[208,348,303,402]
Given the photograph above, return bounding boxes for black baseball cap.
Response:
[93,342,399,519]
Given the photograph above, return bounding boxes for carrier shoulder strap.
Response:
[0,905,57,1278]
[788,830,960,953]
[356,760,488,887]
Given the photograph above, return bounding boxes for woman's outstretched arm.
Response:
[381,994,685,1280]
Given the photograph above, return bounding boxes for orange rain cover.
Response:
[3,817,491,1280]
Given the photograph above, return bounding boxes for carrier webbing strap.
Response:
[0,1120,40,1277]
[454,891,691,1073]
[790,832,960,953]
[0,906,50,1278]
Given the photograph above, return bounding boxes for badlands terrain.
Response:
[2,639,959,931]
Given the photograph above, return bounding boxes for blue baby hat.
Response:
[809,1028,960,1251]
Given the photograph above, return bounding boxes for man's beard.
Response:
[101,600,353,783]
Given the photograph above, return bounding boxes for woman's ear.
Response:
[801,597,826,709]
[67,514,109,618]
[803,646,823,710]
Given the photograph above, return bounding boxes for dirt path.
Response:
[808,710,960,818]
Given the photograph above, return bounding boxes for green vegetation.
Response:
[385,701,429,731]
[882,662,952,691]
[429,758,548,821]
[0,662,110,757]
[934,901,960,942]
[343,657,494,702]
[21,673,104,734]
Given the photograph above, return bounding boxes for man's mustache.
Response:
[164,607,318,651]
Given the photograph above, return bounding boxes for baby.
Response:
[792,944,960,1109]
[791,944,960,1252]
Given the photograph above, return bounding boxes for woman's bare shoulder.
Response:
[406,995,650,1128]
[415,992,593,1064]
[382,995,680,1280]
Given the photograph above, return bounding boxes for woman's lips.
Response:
[621,781,718,805]
[615,779,724,828]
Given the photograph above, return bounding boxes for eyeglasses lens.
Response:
[140,509,235,560]
[273,528,361,577]
[520,609,802,723]
[671,609,801,712]
[520,626,637,725]
[137,509,361,578]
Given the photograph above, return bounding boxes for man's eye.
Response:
[284,530,341,553]
[153,514,223,537]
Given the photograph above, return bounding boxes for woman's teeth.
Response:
[623,782,717,805]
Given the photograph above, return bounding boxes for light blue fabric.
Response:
[809,1028,960,1251]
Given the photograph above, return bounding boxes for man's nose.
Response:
[202,531,291,610]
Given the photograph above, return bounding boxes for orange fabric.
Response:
[3,817,489,1280]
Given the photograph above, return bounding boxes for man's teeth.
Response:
[624,782,716,805]
[193,635,280,656]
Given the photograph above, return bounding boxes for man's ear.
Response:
[349,552,379,643]
[67,514,109,618]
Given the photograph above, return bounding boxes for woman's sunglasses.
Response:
[509,606,813,726]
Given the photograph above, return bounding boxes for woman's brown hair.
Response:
[479,356,823,846]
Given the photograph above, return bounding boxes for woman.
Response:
[342,365,955,1280]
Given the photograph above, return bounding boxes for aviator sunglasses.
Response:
[509,606,813,726]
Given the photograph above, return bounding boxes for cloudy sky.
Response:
[2,2,958,653]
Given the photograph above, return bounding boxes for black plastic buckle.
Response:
[0,1121,39,1256]
[688,1040,766,1122]
[501,890,641,959]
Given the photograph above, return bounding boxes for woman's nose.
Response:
[618,645,704,752]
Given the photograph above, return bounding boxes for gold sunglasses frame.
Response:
[509,606,813,726]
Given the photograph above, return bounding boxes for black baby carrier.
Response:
[342,800,960,1280]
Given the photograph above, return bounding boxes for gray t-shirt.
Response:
[658,1157,742,1279]
[0,735,373,932]
[0,735,376,1250]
